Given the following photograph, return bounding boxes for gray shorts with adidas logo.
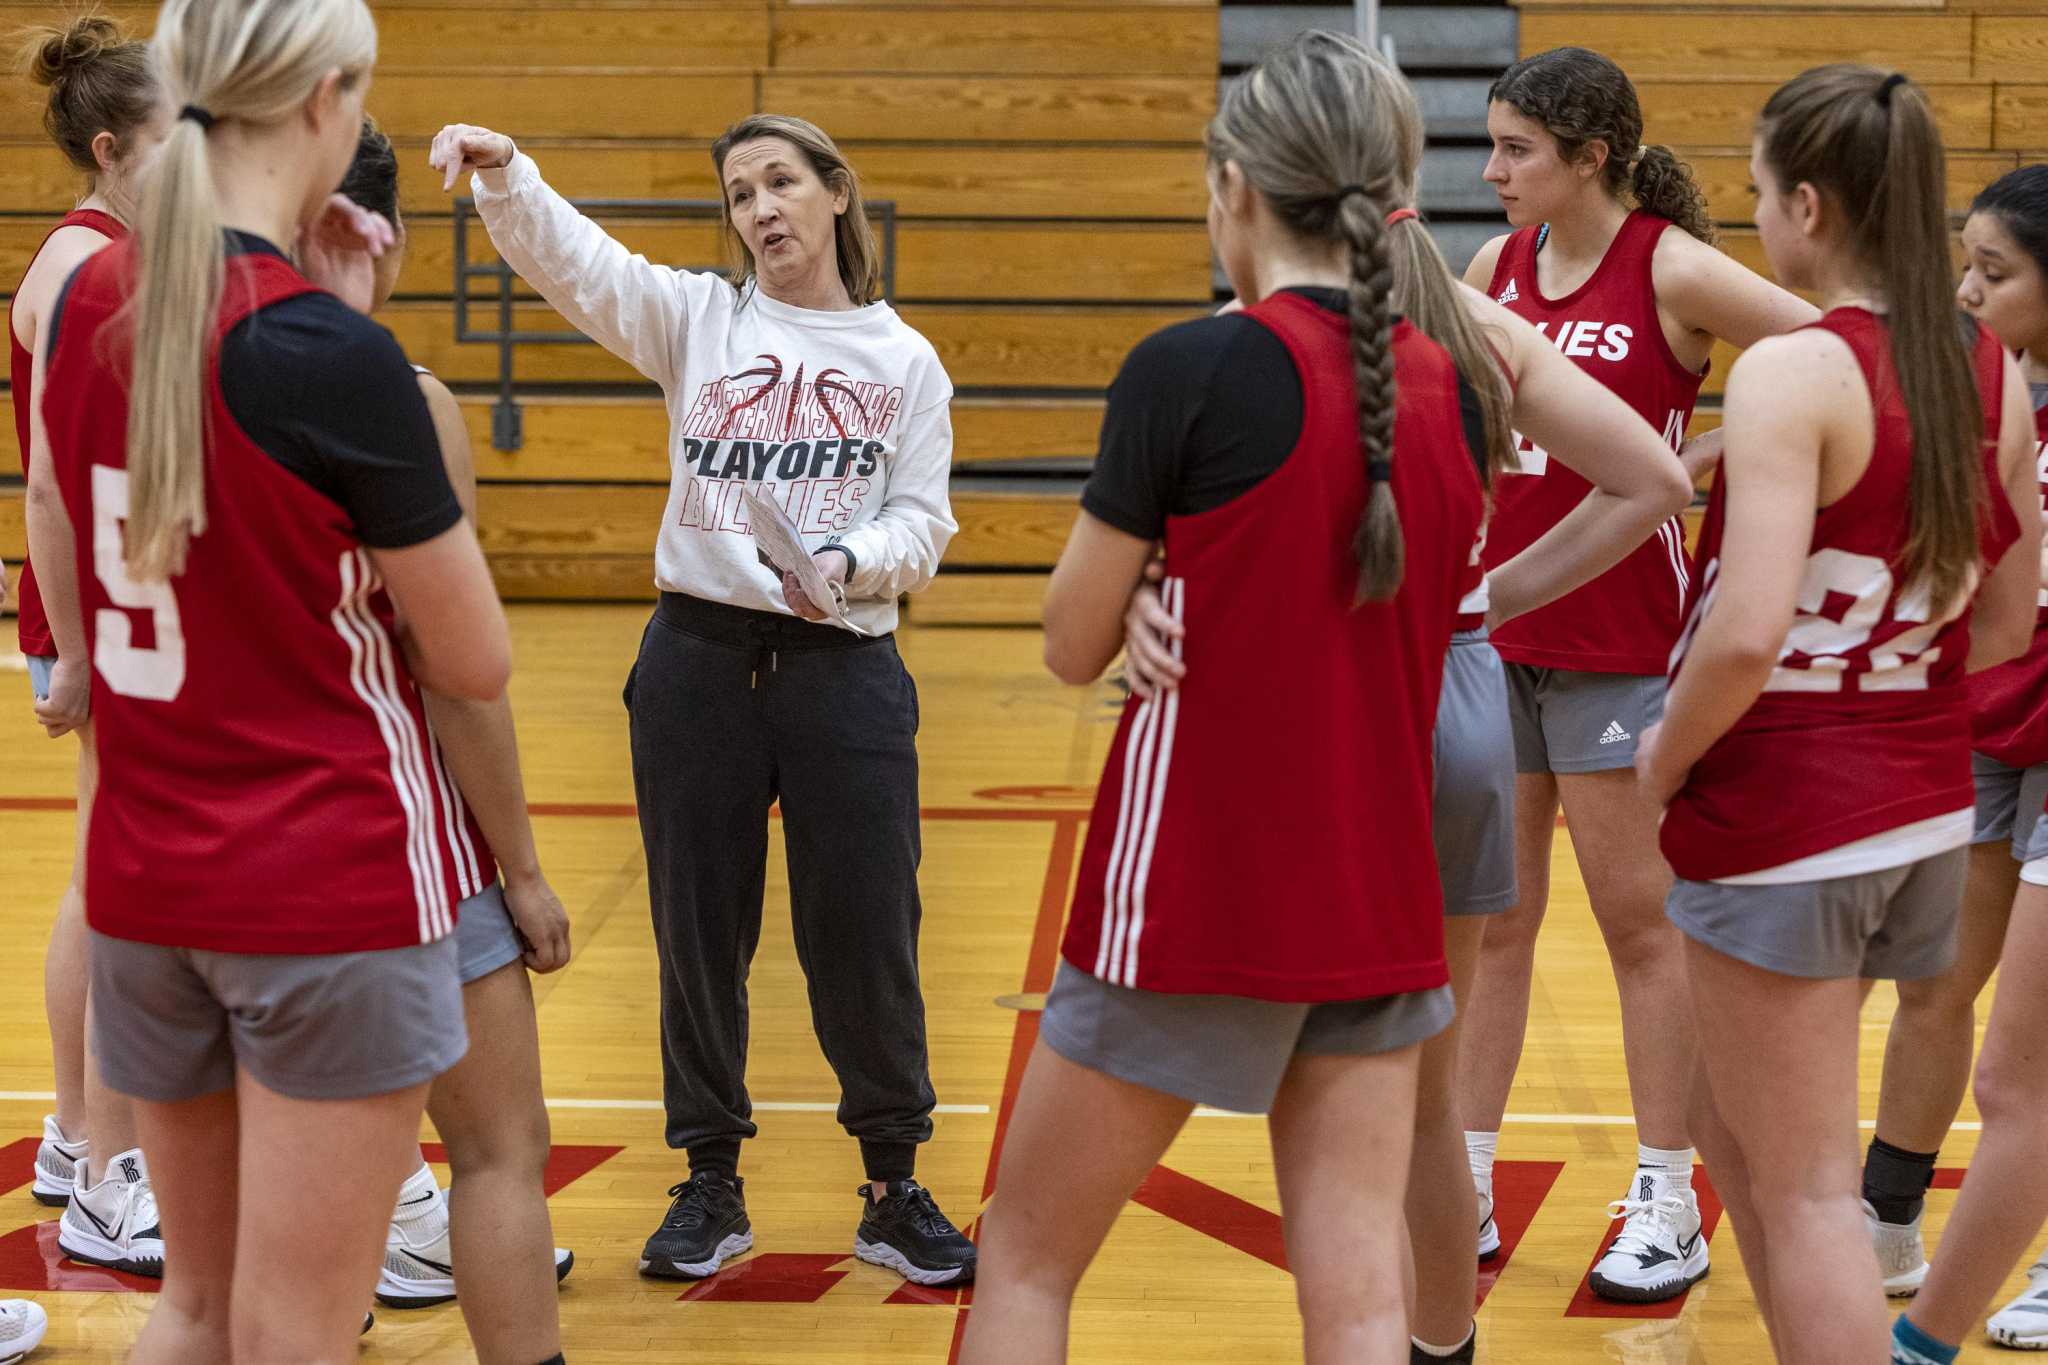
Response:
[1503,662,1666,776]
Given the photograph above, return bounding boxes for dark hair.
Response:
[1971,164,2048,281]
[1760,65,1983,617]
[1490,46,1716,245]
[711,114,881,306]
[18,13,159,176]
[338,114,398,222]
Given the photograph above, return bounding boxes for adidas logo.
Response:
[1497,278,1520,304]
[1599,720,1631,745]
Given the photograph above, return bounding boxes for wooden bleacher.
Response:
[3,2,2045,624]
[0,0,1219,624]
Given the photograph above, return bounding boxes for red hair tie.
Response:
[1385,207,1419,227]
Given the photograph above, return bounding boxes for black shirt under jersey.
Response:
[50,231,458,549]
[1082,286,1489,542]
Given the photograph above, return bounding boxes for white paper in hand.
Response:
[742,489,864,635]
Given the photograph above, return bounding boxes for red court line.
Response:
[956,813,1084,1359]
[1474,1159,1566,1308]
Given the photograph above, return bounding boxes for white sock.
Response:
[392,1161,440,1222]
[1465,1130,1499,1191]
[1638,1143,1695,1194]
[1412,1323,1476,1358]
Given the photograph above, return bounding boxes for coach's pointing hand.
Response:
[429,124,517,193]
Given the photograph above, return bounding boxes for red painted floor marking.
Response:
[1564,1166,1722,1319]
[1475,1159,1566,1308]
[418,1142,622,1199]
[1131,1164,1287,1271]
[952,813,1084,1360]
[676,1252,848,1304]
[0,1219,159,1294]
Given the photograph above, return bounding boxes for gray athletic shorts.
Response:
[1504,662,1665,775]
[1038,960,1454,1114]
[1971,752,2048,860]
[1434,631,1516,916]
[1665,846,1967,981]
[88,930,467,1102]
[26,654,53,700]
[456,882,524,984]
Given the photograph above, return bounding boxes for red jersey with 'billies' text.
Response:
[1662,310,2016,881]
[1061,295,1483,1001]
[1483,211,1705,674]
[43,242,475,953]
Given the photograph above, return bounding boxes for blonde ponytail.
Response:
[127,0,376,580]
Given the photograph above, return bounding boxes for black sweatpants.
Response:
[624,591,936,1183]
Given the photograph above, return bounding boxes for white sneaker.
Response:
[1588,1174,1709,1303]
[375,1165,575,1309]
[57,1150,162,1278]
[31,1117,85,1208]
[1988,1250,2048,1349]
[1476,1184,1501,1262]
[1863,1198,1929,1297]
[0,1300,47,1364]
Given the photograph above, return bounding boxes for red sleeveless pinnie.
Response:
[10,207,124,658]
[1483,211,1705,673]
[1662,310,2017,881]
[1061,295,1484,1001]
[44,242,472,953]
[1966,401,2048,768]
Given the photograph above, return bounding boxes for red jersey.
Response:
[10,207,124,658]
[1483,211,1705,674]
[1661,310,2017,881]
[44,242,472,953]
[1967,399,2048,768]
[1062,296,1484,1000]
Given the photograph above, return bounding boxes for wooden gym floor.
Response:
[0,603,2026,1362]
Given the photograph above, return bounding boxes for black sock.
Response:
[687,1139,742,1184]
[1863,1136,1938,1225]
[535,1356,566,1365]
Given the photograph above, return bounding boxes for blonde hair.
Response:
[711,114,882,306]
[128,0,375,580]
[1207,31,1513,604]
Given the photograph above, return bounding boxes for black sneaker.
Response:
[852,1180,977,1286]
[639,1173,753,1279]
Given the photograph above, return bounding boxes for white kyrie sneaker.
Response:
[0,1300,47,1364]
[57,1150,162,1278]
[1476,1184,1501,1262]
[1988,1250,2048,1350]
[1588,1174,1709,1303]
[375,1164,574,1309]
[30,1117,85,1208]
[1863,1199,1929,1297]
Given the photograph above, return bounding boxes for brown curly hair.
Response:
[1490,46,1716,245]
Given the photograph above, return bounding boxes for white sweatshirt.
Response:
[470,153,957,635]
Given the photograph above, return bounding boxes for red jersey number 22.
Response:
[90,464,187,701]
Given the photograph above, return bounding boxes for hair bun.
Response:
[26,15,127,87]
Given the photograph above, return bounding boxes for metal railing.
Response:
[451,195,899,453]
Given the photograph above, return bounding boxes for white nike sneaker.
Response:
[1476,1184,1501,1262]
[1863,1199,1929,1297]
[1588,1175,1709,1303]
[375,1164,575,1309]
[57,1150,162,1278]
[1987,1250,2048,1350]
[0,1300,47,1364]
[31,1116,86,1208]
